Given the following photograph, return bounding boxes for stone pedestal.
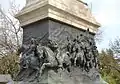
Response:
[16,0,100,43]
[16,68,101,84]
[16,0,100,32]
[0,75,14,84]
[15,0,102,84]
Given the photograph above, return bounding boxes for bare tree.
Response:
[110,37,120,58]
[0,1,22,56]
[95,29,103,44]
[110,38,120,54]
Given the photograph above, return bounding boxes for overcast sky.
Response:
[0,0,120,51]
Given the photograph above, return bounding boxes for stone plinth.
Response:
[16,68,102,84]
[0,75,13,84]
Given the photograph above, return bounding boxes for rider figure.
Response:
[23,38,38,68]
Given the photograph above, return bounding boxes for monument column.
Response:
[15,0,103,84]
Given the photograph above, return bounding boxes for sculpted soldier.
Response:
[80,29,93,72]
[23,38,38,68]
[79,34,85,50]
[90,38,99,68]
[19,38,41,69]
[66,37,72,53]
[71,39,77,60]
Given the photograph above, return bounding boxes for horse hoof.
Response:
[58,65,62,68]
[74,64,77,67]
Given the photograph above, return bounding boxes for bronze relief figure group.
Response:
[16,29,99,82]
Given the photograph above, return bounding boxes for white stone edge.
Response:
[16,0,100,33]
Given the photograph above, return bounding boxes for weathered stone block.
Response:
[0,75,13,84]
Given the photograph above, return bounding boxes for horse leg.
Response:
[74,57,77,66]
[35,67,40,82]
[28,66,40,82]
[39,63,51,76]
[67,63,71,72]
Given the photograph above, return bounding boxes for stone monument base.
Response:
[15,67,102,84]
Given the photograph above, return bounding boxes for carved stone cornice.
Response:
[16,0,101,33]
